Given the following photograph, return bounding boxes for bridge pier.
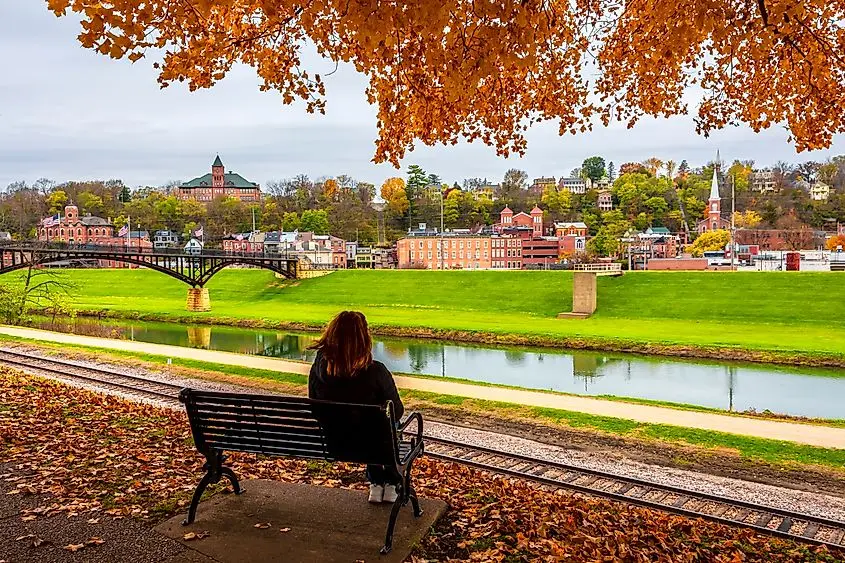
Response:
[186,287,211,312]
[558,272,597,319]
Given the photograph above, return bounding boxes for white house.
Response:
[811,182,831,202]
[184,237,204,255]
[558,177,591,194]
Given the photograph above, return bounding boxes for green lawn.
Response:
[4,268,845,361]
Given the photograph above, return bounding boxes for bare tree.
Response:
[0,248,75,324]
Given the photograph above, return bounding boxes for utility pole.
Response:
[730,173,736,270]
[439,187,445,271]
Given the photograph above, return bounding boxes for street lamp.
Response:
[371,194,386,246]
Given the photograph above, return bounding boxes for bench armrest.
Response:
[398,411,423,443]
[396,412,423,465]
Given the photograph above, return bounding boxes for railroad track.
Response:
[0,348,182,404]
[3,347,845,551]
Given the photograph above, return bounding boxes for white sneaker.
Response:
[382,485,398,503]
[368,484,384,503]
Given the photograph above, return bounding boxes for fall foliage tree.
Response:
[380,177,409,216]
[690,229,731,257]
[322,178,339,201]
[733,210,763,228]
[826,234,845,251]
[46,0,845,165]
[643,158,664,176]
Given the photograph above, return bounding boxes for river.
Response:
[27,316,844,419]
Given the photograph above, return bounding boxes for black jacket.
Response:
[308,350,404,420]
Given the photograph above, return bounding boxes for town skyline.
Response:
[3,2,845,191]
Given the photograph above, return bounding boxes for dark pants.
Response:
[367,464,401,485]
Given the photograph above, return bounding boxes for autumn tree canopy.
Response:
[47,0,845,164]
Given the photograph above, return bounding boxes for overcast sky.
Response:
[2,2,844,191]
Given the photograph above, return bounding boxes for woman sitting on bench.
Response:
[308,310,404,504]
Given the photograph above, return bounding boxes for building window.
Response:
[427,251,432,259]
[419,241,423,249]
[452,251,456,259]
[411,251,415,259]
[459,241,464,249]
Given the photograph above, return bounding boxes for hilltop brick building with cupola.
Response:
[176,156,261,203]
[38,204,114,244]
[496,206,544,236]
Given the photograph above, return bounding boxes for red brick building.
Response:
[497,206,544,236]
[38,205,114,243]
[521,237,560,268]
[177,156,261,203]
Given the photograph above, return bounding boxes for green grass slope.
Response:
[4,269,844,360]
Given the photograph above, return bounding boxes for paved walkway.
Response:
[2,325,844,449]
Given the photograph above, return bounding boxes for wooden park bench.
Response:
[179,388,425,554]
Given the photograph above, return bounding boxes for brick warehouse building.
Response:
[176,155,261,203]
[39,204,113,243]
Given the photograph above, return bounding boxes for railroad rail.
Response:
[2,347,844,551]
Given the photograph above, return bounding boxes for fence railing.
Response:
[574,262,622,272]
[0,241,299,260]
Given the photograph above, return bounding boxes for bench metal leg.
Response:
[380,483,404,555]
[404,465,423,518]
[408,485,422,518]
[183,451,242,526]
[221,467,244,495]
[183,472,213,526]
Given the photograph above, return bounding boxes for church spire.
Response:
[710,150,721,201]
[709,167,721,201]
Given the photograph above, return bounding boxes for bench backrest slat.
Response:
[181,388,397,466]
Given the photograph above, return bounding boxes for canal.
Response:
[29,316,844,419]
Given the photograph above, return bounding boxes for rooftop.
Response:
[181,172,259,189]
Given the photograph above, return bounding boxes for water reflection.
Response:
[29,317,845,419]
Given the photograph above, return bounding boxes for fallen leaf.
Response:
[85,537,106,546]
[64,543,85,552]
[183,532,197,541]
[254,522,271,529]
[21,515,36,522]
[87,518,100,524]
[279,527,291,533]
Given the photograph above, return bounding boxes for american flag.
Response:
[194,226,204,238]
[41,214,60,227]
[118,224,129,237]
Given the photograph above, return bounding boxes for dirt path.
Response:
[2,324,844,449]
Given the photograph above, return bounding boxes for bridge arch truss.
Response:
[0,245,298,287]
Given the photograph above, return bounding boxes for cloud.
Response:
[1,2,843,191]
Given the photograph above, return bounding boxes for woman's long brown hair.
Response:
[309,311,373,377]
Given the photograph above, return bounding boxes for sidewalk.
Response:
[2,325,844,449]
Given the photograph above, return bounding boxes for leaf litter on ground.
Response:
[0,368,843,562]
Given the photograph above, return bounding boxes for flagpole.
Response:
[127,215,131,249]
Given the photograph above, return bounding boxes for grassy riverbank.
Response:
[5,337,845,474]
[4,268,845,365]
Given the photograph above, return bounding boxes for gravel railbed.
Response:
[425,420,845,522]
[4,344,845,524]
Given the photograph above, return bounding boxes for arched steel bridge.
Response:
[0,243,299,287]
